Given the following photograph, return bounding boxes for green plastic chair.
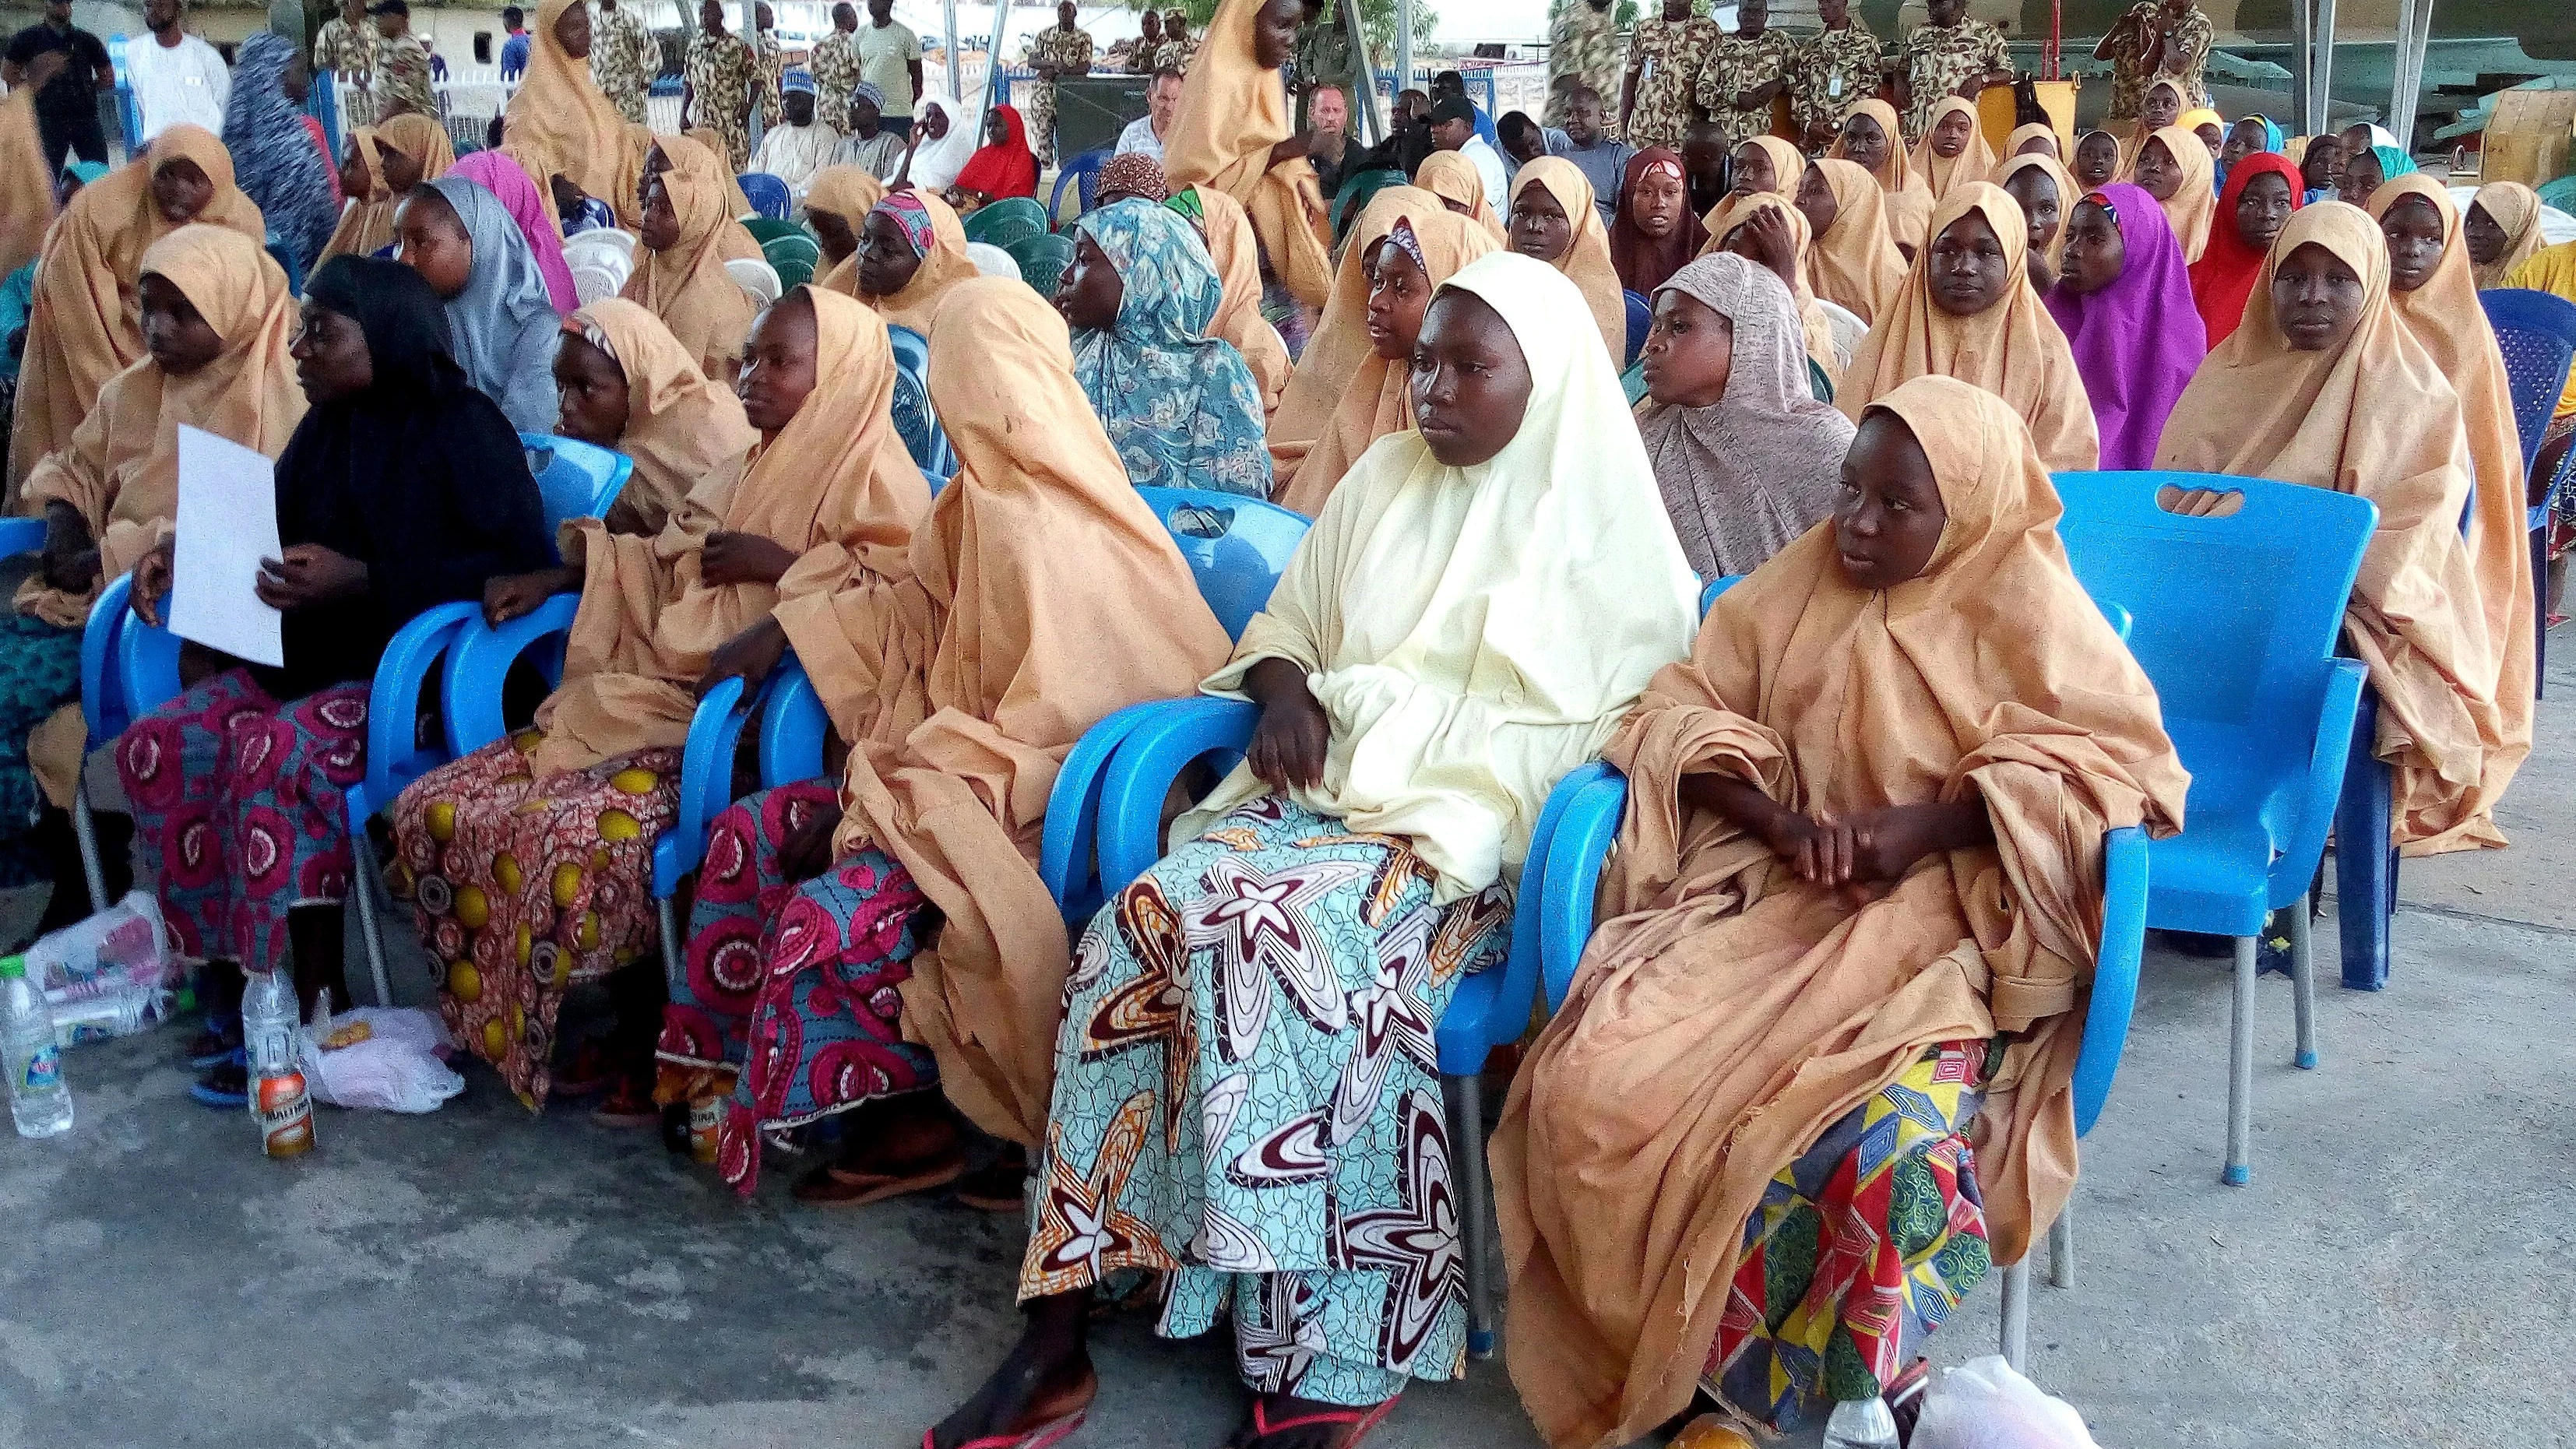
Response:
[1008,231,1076,294]
[1807,356,1834,405]
[762,232,822,289]
[740,216,806,248]
[1619,359,1649,406]
[962,195,1050,248]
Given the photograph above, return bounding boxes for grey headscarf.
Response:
[1638,253,1856,580]
[424,175,563,434]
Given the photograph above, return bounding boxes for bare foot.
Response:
[829,1096,962,1182]
[929,1293,1096,1449]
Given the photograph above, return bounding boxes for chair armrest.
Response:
[1432,760,1611,1077]
[1539,768,1630,1012]
[358,601,480,826]
[2098,600,2131,642]
[2270,657,2367,909]
[1096,698,1258,898]
[1037,698,1195,917]
[656,674,762,900]
[755,659,828,787]
[0,519,46,555]
[115,606,184,728]
[2072,825,2148,1138]
[442,593,580,758]
[81,572,133,742]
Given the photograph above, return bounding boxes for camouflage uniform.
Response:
[589,0,658,125]
[1624,14,1718,151]
[686,30,758,170]
[1547,0,1622,128]
[807,30,860,133]
[1022,24,1093,166]
[375,30,437,121]
[1899,16,2008,141]
[2104,0,2211,121]
[1790,23,1884,140]
[1691,26,1798,149]
[313,16,378,128]
[1150,33,1198,75]
[753,27,783,125]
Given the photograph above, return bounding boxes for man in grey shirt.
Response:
[1547,85,1632,223]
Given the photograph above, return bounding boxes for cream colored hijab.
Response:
[566,298,761,538]
[2140,125,2216,262]
[1805,156,1908,324]
[1911,96,1997,202]
[1266,191,1495,516]
[2005,120,2061,159]
[1511,157,1624,364]
[1184,185,1293,416]
[2156,202,2504,853]
[0,88,44,280]
[1418,148,1506,241]
[501,0,654,228]
[1839,183,2099,470]
[619,135,761,380]
[2469,181,2544,290]
[1730,135,1804,203]
[1160,0,1333,308]
[1185,251,1701,900]
[320,114,456,266]
[1832,97,1930,254]
[1993,149,2077,274]
[18,225,306,628]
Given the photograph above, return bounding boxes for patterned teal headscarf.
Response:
[1067,199,1271,497]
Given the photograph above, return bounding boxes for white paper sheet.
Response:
[170,424,283,668]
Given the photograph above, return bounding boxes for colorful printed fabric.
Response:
[1019,797,1513,1405]
[1068,199,1272,496]
[117,669,368,967]
[1626,16,1720,151]
[589,1,660,125]
[375,31,438,121]
[1703,1039,1994,1430]
[0,615,82,888]
[875,190,937,256]
[654,781,937,1194]
[806,30,861,133]
[1694,29,1800,150]
[386,731,678,1110]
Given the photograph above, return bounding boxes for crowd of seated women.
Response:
[0,0,2555,1443]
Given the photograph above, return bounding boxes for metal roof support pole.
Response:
[2289,0,2313,138]
[1340,0,1383,145]
[2312,0,2336,137]
[943,0,962,114]
[2388,0,2419,142]
[1395,0,1412,111]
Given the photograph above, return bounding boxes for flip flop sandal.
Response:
[954,1156,1029,1212]
[1239,1394,1402,1449]
[187,1027,241,1071]
[822,1144,967,1186]
[589,1084,661,1129]
[793,1156,968,1207]
[921,1373,1097,1449]
[188,1048,250,1109]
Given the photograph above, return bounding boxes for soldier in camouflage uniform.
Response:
[1022,1,1093,167]
[314,0,379,128]
[2096,0,2210,123]
[1692,0,1798,150]
[371,1,438,121]
[684,0,756,169]
[589,0,658,125]
[1621,0,1718,152]
[1790,0,1883,152]
[1899,0,2010,142]
[806,2,862,138]
[1547,0,1620,131]
[753,2,784,128]
[1149,10,1198,74]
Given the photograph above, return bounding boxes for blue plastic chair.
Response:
[1622,289,1650,368]
[736,172,792,220]
[519,433,635,541]
[1047,146,1110,222]
[885,325,958,483]
[2052,470,2374,1185]
[2476,287,2576,701]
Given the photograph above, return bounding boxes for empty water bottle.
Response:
[241,967,314,1156]
[2,955,72,1138]
[1821,1396,1900,1449]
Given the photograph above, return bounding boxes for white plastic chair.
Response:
[966,241,1019,279]
[563,227,636,266]
[725,256,783,306]
[570,262,623,306]
[1818,298,1867,372]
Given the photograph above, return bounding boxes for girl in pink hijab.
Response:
[448,149,579,312]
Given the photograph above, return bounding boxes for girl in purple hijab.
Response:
[447,149,581,314]
[2043,181,2207,470]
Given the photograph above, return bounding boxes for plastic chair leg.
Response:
[1999,1254,2029,1370]
[659,895,684,994]
[2225,933,2254,1186]
[1447,1071,1497,1359]
[2289,889,2317,1070]
[350,848,395,1008]
[2332,701,2395,991]
[2534,524,2548,702]
[2047,1201,2074,1289]
[69,783,106,916]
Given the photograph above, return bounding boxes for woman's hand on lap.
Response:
[482,564,582,625]
[254,543,368,610]
[695,614,790,698]
[697,530,799,587]
[131,540,176,626]
[1244,656,1330,792]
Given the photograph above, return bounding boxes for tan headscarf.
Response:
[2114,79,2187,178]
[1993,149,2078,275]
[1910,96,1997,202]
[1265,193,1496,516]
[684,127,759,217]
[1695,193,1842,387]
[1184,185,1292,416]
[1832,97,1930,255]
[16,224,305,628]
[620,135,762,380]
[319,114,456,266]
[2005,120,2062,160]
[802,164,885,262]
[8,126,266,491]
[1511,157,1624,364]
[776,280,1233,1145]
[1160,0,1333,308]
[2469,181,2545,290]
[1805,156,1908,324]
[2370,178,2536,839]
[2155,202,2504,853]
[1417,149,1507,241]
[846,191,980,338]
[0,87,48,280]
[1496,376,2187,1449]
[565,297,761,538]
[533,287,928,777]
[2139,125,2216,263]
[1839,184,2099,470]
[501,0,654,228]
[1730,135,1805,204]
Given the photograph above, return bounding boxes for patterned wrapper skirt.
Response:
[0,612,83,888]
[1701,1039,1994,1431]
[115,669,368,966]
[386,730,681,1110]
[654,780,938,1194]
[1019,797,1511,1408]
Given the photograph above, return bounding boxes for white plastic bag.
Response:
[297,1003,466,1113]
[27,891,181,1043]
[1909,1356,2103,1449]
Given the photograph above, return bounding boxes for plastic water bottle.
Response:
[242,967,315,1156]
[1821,1398,1900,1449]
[1,955,72,1138]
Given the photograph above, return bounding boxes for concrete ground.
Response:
[7,644,2576,1449]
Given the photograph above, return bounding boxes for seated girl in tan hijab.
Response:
[2158,202,2507,853]
[1831,99,1929,258]
[547,297,760,537]
[653,278,1233,1200]
[1797,157,1907,325]
[319,112,453,266]
[1508,157,1625,364]
[499,0,653,230]
[621,135,763,382]
[1496,375,2185,1449]
[388,287,922,1117]
[1417,148,1506,242]
[837,190,980,339]
[1839,184,2099,470]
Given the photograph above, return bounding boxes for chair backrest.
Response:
[885,324,958,480]
[2052,470,2376,821]
[520,433,635,540]
[724,255,783,306]
[1818,297,1866,369]
[966,241,1022,278]
[962,195,1050,248]
[569,261,623,306]
[1132,486,1311,641]
[762,232,822,289]
[1049,146,1110,222]
[1008,231,1075,294]
[2478,287,2576,473]
[1622,289,1650,368]
[563,227,637,266]
[737,171,793,220]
